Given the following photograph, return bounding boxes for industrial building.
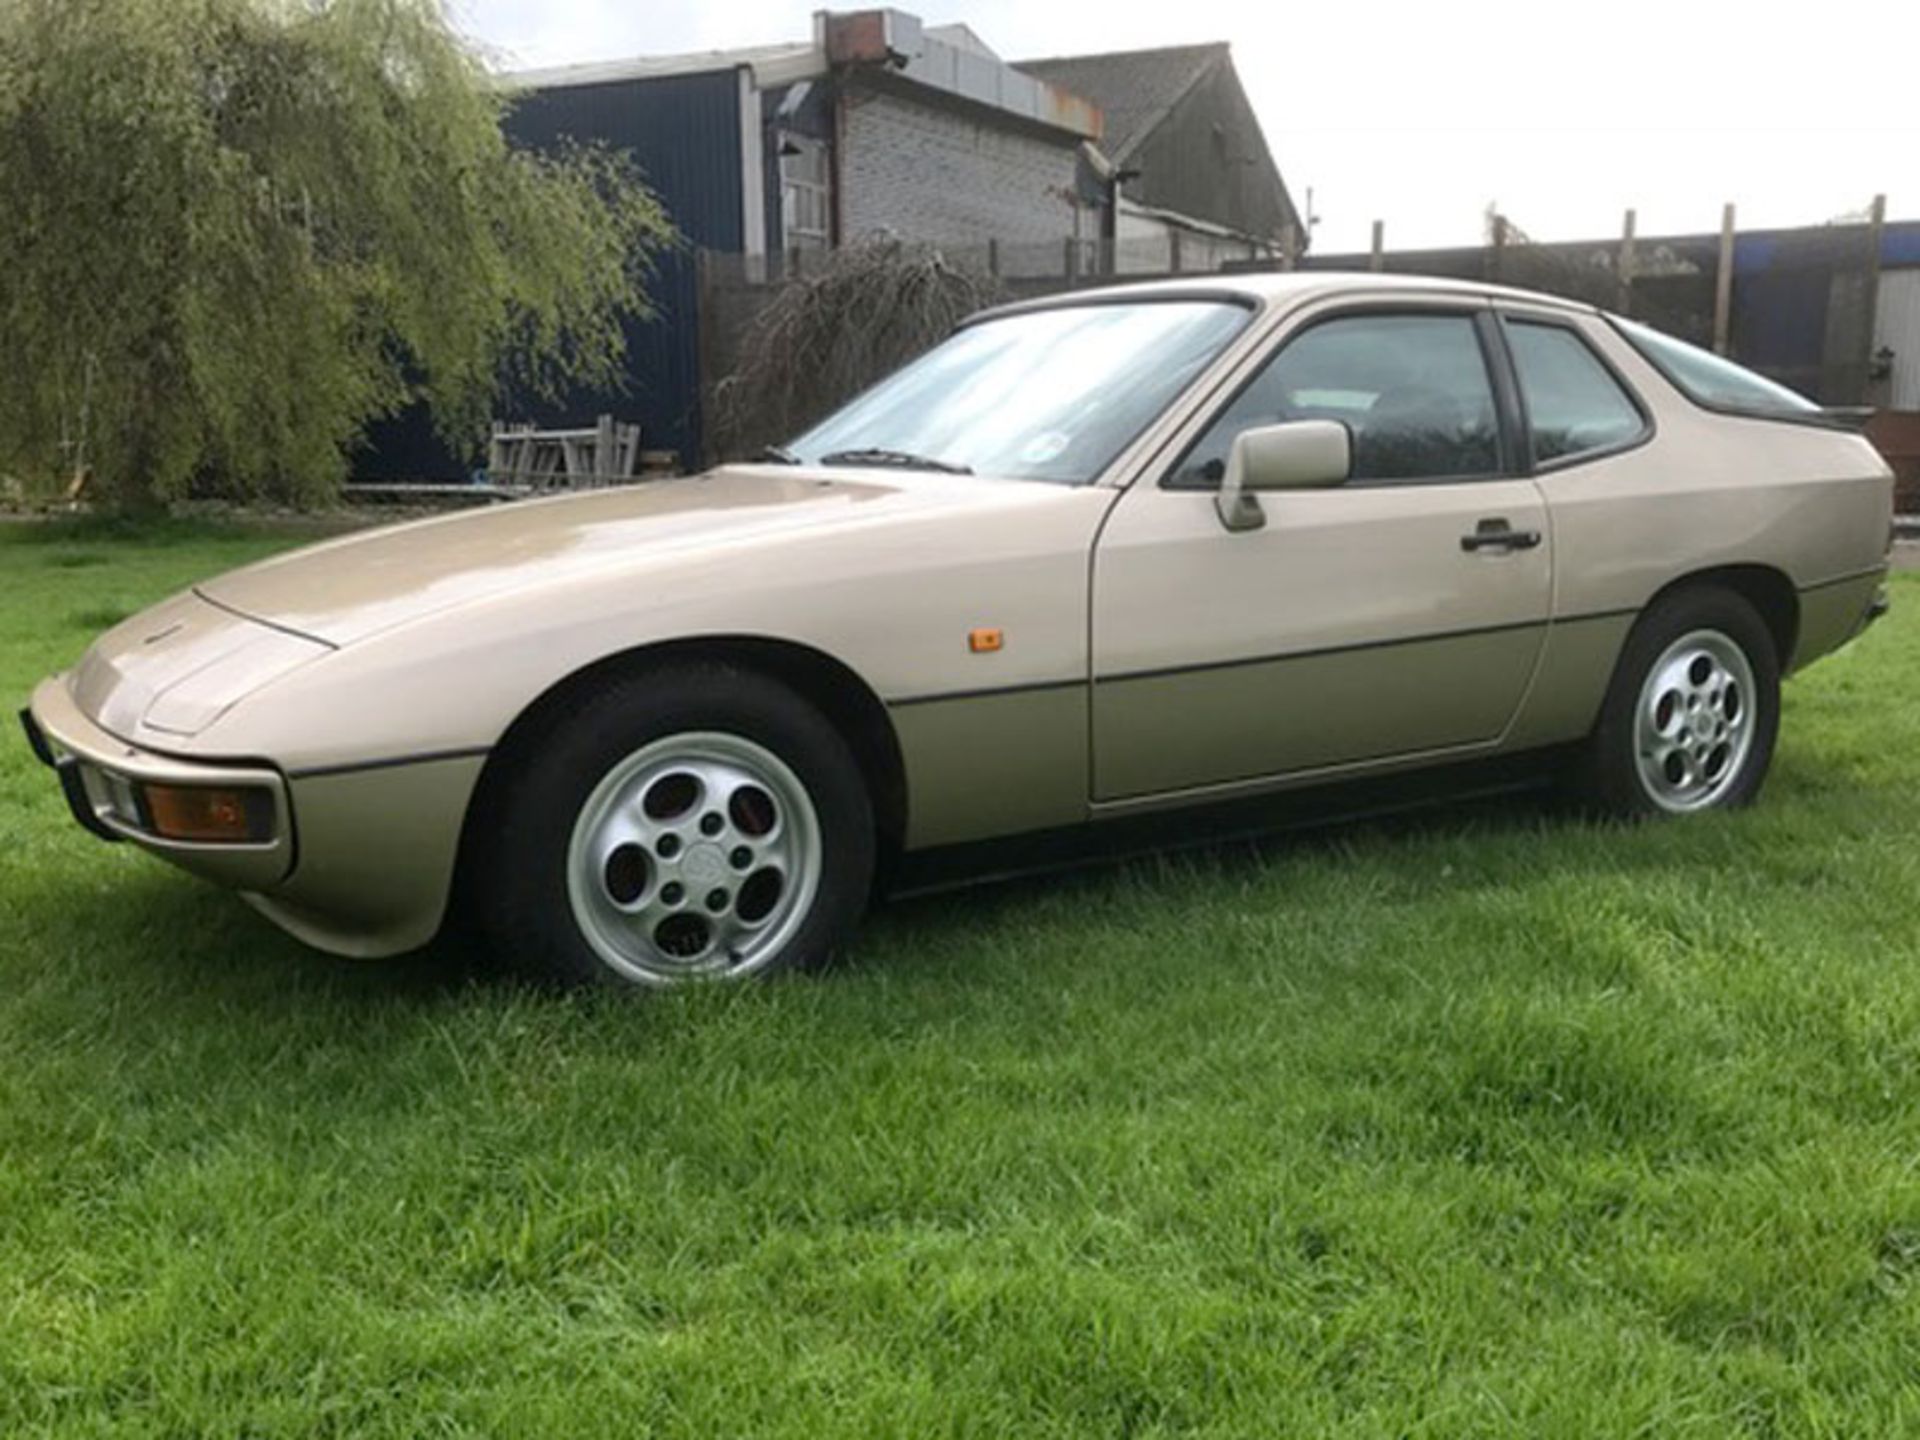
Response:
[357,8,1299,477]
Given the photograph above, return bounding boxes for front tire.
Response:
[473,663,875,987]
[1576,585,1781,818]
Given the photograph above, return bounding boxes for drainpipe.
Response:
[829,78,846,248]
[1083,141,1135,276]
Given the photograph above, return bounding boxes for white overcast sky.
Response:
[451,0,1920,254]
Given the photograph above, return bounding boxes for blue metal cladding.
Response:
[506,71,744,467]
[355,69,743,478]
[1881,221,1920,268]
[1731,271,1830,397]
[1725,225,1920,402]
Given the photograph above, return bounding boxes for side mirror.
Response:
[1215,420,1351,532]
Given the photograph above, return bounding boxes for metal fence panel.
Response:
[1876,269,1920,411]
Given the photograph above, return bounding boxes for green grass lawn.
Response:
[3,519,1919,1437]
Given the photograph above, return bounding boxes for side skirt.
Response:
[885,744,1578,899]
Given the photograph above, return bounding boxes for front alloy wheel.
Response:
[471,662,875,987]
[567,732,823,983]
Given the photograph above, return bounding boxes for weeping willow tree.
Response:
[710,239,1004,462]
[0,0,672,507]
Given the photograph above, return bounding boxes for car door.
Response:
[1090,301,1554,802]
[1484,302,1661,749]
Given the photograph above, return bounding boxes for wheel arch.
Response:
[1558,562,1798,758]
[1644,563,1799,670]
[455,636,909,886]
[1570,562,1790,815]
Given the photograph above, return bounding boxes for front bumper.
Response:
[26,673,485,959]
[22,676,294,891]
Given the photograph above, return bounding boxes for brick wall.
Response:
[839,84,1084,250]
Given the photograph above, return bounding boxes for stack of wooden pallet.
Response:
[488,415,643,491]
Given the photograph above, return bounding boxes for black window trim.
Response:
[1493,309,1656,475]
[1160,300,1523,492]
[1600,313,1854,432]
[1476,309,1527,476]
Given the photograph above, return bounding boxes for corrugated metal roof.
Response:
[1014,43,1226,162]
[506,41,821,93]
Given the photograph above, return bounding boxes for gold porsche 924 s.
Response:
[23,274,1894,986]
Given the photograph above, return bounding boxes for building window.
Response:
[780,134,831,250]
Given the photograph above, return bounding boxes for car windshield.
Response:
[784,299,1252,484]
[1610,315,1824,421]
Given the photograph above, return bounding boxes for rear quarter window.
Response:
[1505,320,1648,464]
[1609,316,1825,422]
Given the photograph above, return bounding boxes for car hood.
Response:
[196,465,1051,647]
[69,590,332,740]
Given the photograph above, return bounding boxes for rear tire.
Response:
[471,663,875,987]
[1575,585,1781,818]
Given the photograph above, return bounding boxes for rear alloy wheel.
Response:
[1577,585,1780,818]
[1629,629,1758,812]
[473,664,874,987]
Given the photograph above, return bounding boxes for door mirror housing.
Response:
[1215,420,1352,532]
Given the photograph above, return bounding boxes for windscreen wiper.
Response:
[756,444,802,464]
[818,447,972,475]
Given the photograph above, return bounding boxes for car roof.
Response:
[971,270,1603,323]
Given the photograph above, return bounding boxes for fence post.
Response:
[987,237,1000,277]
[1713,202,1736,356]
[1064,235,1078,283]
[1369,220,1384,272]
[1862,193,1887,405]
[1169,229,1183,275]
[1617,208,1636,316]
[594,413,613,483]
[694,247,716,468]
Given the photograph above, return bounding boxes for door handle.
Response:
[1460,519,1542,553]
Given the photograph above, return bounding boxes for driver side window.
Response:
[1169,312,1503,487]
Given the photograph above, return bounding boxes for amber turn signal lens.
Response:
[968,627,1004,654]
[139,784,273,843]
